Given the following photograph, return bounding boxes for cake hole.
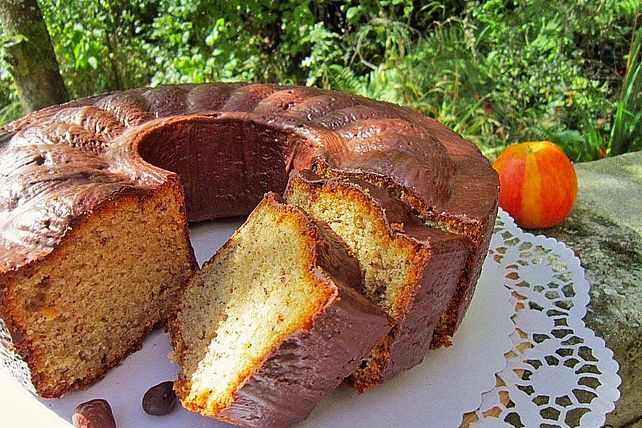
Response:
[137,116,316,221]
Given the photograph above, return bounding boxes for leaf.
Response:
[346,7,361,23]
[2,34,29,49]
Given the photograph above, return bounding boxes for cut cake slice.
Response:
[169,192,390,427]
[0,181,195,398]
[285,171,470,391]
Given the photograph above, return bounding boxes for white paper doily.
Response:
[0,217,515,427]
[464,210,621,428]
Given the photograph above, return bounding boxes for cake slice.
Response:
[169,192,390,428]
[285,171,470,391]
[0,181,196,398]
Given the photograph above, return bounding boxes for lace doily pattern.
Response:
[463,210,621,428]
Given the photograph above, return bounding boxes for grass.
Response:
[610,24,642,156]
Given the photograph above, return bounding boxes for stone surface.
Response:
[541,151,642,428]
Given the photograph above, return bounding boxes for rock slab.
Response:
[542,151,641,428]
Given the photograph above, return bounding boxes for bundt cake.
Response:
[169,192,390,427]
[285,171,469,391]
[0,83,498,399]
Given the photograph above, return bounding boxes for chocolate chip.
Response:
[142,381,177,416]
[73,399,116,428]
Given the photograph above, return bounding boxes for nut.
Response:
[73,399,116,428]
[142,381,177,416]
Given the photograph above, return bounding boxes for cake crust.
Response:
[169,193,390,427]
[0,180,196,397]
[1,83,497,273]
[285,172,470,390]
[0,83,498,397]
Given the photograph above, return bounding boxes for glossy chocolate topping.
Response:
[220,290,390,428]
[287,172,470,381]
[185,194,391,427]
[0,83,498,274]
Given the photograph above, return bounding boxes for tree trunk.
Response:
[0,0,68,113]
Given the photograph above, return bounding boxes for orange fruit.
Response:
[492,141,578,229]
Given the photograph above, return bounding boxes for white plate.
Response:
[0,218,513,428]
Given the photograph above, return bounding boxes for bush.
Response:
[0,0,639,161]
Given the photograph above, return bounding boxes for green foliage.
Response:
[610,24,642,155]
[0,55,21,124]
[37,0,154,96]
[352,0,639,161]
[0,0,639,162]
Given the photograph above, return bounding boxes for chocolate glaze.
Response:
[0,83,498,400]
[176,194,391,427]
[0,83,497,273]
[219,292,390,428]
[286,172,469,387]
